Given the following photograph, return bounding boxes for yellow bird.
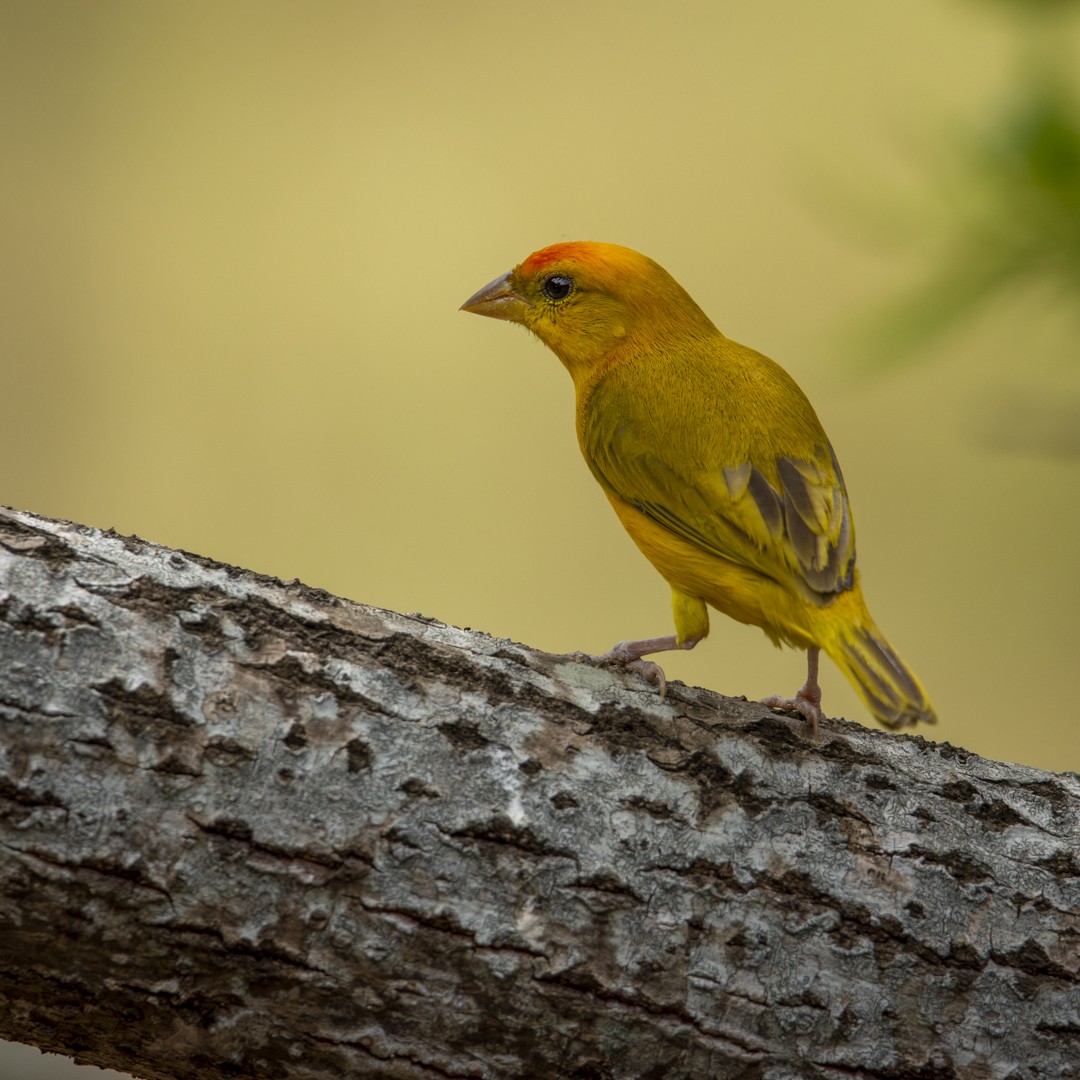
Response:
[461,241,936,736]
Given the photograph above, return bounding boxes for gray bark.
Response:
[0,506,1077,1080]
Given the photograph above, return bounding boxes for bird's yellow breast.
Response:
[602,485,868,654]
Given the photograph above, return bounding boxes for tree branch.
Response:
[1,506,1077,1080]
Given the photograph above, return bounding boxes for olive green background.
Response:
[2,2,1078,1074]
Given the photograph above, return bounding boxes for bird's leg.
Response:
[587,634,703,699]
[761,647,824,740]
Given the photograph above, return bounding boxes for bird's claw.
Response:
[574,647,669,699]
[761,692,823,742]
[626,658,667,699]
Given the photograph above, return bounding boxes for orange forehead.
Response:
[518,241,615,277]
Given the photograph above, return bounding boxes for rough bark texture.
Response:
[0,506,1077,1080]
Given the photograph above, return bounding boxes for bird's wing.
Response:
[589,424,855,600]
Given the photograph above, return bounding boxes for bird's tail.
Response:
[829,616,936,729]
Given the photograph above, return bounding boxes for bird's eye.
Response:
[541,274,574,301]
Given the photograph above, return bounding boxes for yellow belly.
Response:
[604,489,864,652]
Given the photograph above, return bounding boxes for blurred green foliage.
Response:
[867,0,1080,367]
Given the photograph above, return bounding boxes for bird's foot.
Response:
[761,684,823,742]
[618,656,668,698]
[574,635,697,700]
[573,648,669,698]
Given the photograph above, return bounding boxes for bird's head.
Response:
[460,241,716,379]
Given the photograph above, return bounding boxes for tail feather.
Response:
[830,620,936,729]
